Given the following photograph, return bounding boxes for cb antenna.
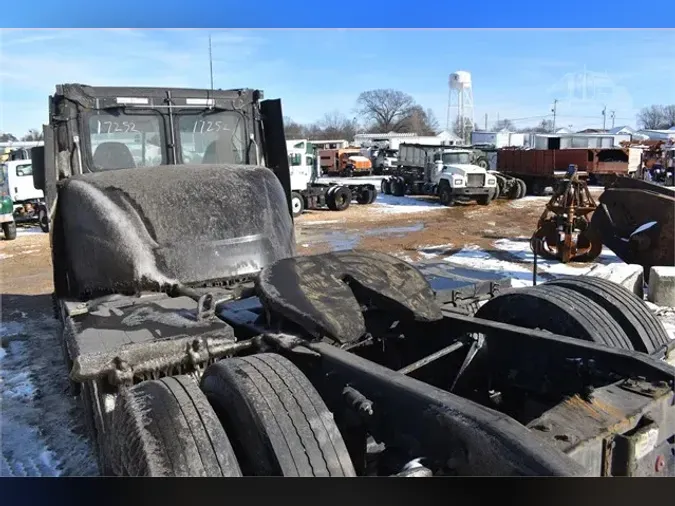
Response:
[208,33,214,91]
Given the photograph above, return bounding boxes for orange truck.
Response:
[319,147,372,177]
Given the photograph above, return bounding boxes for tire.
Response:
[531,180,546,196]
[475,157,490,170]
[391,179,406,197]
[291,192,305,217]
[201,353,356,477]
[516,178,527,199]
[356,188,376,205]
[2,221,17,240]
[38,207,50,233]
[381,179,391,195]
[543,277,670,355]
[109,375,242,477]
[439,185,453,206]
[475,285,634,350]
[476,194,492,206]
[327,186,351,211]
[491,183,501,200]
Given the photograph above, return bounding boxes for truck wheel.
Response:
[2,221,17,240]
[439,186,454,206]
[475,157,490,170]
[516,178,527,199]
[201,353,356,477]
[327,186,351,211]
[109,375,242,477]
[530,180,546,196]
[356,188,376,205]
[392,180,406,197]
[543,277,671,355]
[367,187,377,204]
[476,194,492,206]
[38,208,50,233]
[381,179,392,195]
[475,285,633,350]
[291,192,305,217]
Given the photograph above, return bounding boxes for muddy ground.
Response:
[0,189,604,476]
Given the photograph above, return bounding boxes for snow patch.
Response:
[0,253,14,260]
[373,194,445,215]
[16,226,43,236]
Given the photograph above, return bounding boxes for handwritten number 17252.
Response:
[100,121,139,134]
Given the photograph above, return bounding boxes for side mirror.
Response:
[31,146,46,191]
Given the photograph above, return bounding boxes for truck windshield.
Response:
[442,153,471,165]
[89,112,164,171]
[178,112,246,165]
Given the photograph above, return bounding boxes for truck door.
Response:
[10,162,45,203]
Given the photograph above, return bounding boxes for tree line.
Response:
[2,100,672,145]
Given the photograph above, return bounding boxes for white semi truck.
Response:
[380,144,498,206]
[286,139,377,217]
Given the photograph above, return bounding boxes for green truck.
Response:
[0,163,17,240]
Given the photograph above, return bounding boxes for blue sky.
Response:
[1,28,674,137]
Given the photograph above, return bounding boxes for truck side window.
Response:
[16,164,33,177]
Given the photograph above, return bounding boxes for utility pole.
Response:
[601,105,607,130]
[551,99,558,132]
[610,110,616,129]
[208,34,214,91]
[484,113,488,130]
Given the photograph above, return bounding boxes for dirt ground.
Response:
[0,192,604,298]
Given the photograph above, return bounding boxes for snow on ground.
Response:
[0,253,14,260]
[372,194,445,215]
[1,311,97,477]
[16,226,43,236]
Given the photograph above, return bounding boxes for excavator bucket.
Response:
[589,177,675,279]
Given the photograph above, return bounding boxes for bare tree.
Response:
[493,119,515,131]
[400,106,440,136]
[637,105,670,130]
[317,112,357,141]
[356,89,416,133]
[0,132,18,142]
[22,129,44,142]
[520,119,554,134]
[662,105,675,129]
[283,116,306,140]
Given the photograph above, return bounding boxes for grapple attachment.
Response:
[530,170,601,263]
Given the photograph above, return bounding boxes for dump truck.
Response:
[319,147,372,177]
[31,83,675,477]
[380,143,498,206]
[496,147,638,196]
[286,139,376,217]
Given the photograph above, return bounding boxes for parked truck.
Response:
[29,83,675,478]
[286,139,376,217]
[3,159,50,232]
[0,163,17,240]
[495,147,639,196]
[319,147,372,177]
[380,143,498,206]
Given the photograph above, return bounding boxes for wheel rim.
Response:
[292,197,302,214]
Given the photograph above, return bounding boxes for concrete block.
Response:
[585,263,644,298]
[648,266,675,307]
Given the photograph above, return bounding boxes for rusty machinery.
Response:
[530,165,602,263]
[588,176,675,281]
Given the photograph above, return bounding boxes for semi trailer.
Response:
[30,83,675,477]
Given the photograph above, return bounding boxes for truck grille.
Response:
[466,174,485,188]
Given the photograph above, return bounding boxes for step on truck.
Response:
[286,139,376,217]
[380,143,498,206]
[31,83,675,477]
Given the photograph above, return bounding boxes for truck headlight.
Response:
[487,178,497,186]
[453,178,464,186]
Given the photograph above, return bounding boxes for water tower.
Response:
[446,71,475,144]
